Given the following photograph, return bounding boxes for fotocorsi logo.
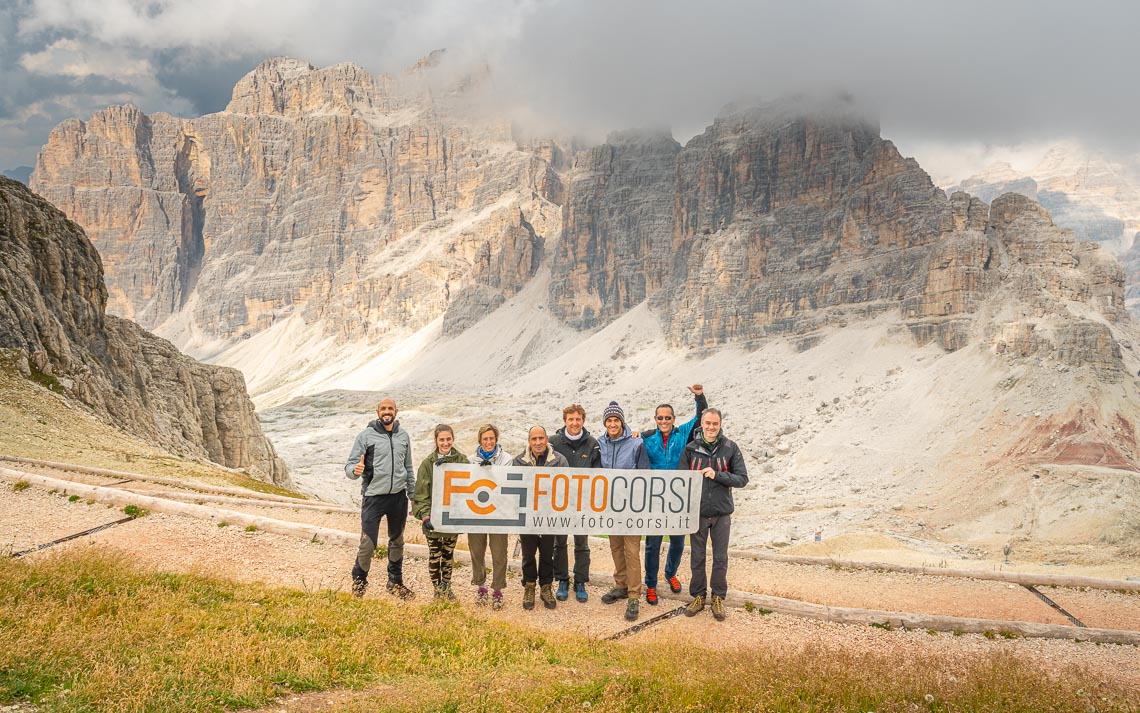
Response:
[439,468,528,527]
[442,469,498,515]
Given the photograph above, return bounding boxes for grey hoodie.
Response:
[344,419,415,498]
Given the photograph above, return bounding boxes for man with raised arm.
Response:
[681,408,748,621]
[344,397,416,600]
[639,384,707,606]
[548,404,601,603]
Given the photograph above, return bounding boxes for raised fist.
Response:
[689,384,704,396]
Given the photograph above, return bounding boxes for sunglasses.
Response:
[655,415,674,421]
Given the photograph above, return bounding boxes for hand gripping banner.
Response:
[431,463,702,535]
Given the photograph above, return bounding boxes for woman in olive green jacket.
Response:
[413,424,469,599]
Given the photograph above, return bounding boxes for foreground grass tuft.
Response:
[0,549,1132,712]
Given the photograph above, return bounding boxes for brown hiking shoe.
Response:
[685,594,705,617]
[350,579,368,598]
[711,595,726,621]
[540,583,557,609]
[523,582,536,610]
[386,581,415,601]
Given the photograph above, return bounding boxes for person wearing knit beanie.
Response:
[596,399,650,622]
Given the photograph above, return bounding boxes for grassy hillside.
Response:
[0,351,298,498]
[1,548,1133,713]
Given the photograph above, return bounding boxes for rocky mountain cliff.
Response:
[0,176,289,485]
[27,58,1137,406]
[31,57,562,365]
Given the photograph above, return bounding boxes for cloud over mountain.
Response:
[2,0,1139,172]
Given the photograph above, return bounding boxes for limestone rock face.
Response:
[0,176,288,484]
[31,57,562,356]
[652,105,955,347]
[549,130,680,328]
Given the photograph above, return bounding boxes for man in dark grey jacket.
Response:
[678,408,748,621]
[344,397,416,600]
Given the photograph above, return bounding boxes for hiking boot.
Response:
[685,595,705,617]
[540,583,557,610]
[601,587,628,604]
[350,578,368,598]
[475,586,489,606]
[667,575,682,594]
[556,580,569,601]
[624,597,639,621]
[645,587,658,606]
[711,595,726,621]
[523,583,536,610]
[575,582,588,603]
[442,585,456,602]
[491,590,504,611]
[386,581,415,601]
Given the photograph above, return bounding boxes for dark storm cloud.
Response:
[151,49,267,116]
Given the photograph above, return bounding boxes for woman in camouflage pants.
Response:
[413,424,468,599]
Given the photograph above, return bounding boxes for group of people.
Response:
[342,385,749,623]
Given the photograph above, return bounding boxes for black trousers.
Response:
[689,514,731,598]
[553,534,591,583]
[520,534,556,585]
[352,492,408,585]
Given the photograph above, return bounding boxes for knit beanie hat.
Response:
[602,401,625,425]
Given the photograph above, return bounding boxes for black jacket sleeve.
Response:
[713,441,749,488]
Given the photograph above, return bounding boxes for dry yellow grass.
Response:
[0,547,1135,713]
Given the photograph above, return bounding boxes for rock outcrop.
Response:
[948,144,1140,260]
[652,106,954,347]
[0,176,289,485]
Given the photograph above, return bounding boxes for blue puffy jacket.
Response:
[641,393,708,470]
[597,425,650,470]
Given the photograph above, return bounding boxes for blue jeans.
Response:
[643,534,686,589]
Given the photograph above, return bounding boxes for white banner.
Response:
[430,464,701,535]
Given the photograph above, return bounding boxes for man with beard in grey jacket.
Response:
[344,398,416,600]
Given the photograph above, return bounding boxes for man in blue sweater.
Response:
[639,384,707,605]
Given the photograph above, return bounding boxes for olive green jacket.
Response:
[413,448,469,538]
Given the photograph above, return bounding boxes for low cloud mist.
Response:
[2,0,1137,179]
